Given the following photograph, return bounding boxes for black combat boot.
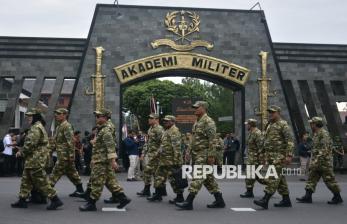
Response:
[175,193,195,210]
[69,184,84,197]
[136,184,151,197]
[296,189,313,203]
[274,195,292,207]
[327,192,343,205]
[254,192,272,209]
[77,187,90,201]
[46,195,63,210]
[79,198,97,211]
[104,192,120,204]
[207,192,226,208]
[11,197,28,208]
[169,193,184,204]
[240,188,254,198]
[147,187,163,202]
[116,192,131,209]
[29,190,47,204]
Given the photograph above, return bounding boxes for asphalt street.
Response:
[0,173,346,224]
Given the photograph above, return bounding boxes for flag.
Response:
[122,123,128,139]
[150,96,157,114]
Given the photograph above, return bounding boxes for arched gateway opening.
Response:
[114,52,250,164]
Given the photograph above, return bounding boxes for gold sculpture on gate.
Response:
[255,51,276,131]
[151,10,214,51]
[85,46,105,111]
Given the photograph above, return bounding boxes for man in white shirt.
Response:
[2,130,16,176]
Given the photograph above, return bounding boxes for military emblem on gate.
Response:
[151,10,214,51]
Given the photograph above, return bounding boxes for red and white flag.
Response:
[150,96,157,114]
[122,123,128,139]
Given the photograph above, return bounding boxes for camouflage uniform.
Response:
[143,123,164,185]
[263,118,294,196]
[212,134,224,166]
[154,123,183,194]
[19,121,57,199]
[332,136,344,169]
[50,119,82,186]
[188,113,220,195]
[245,127,266,189]
[89,122,123,201]
[305,129,341,193]
[85,119,117,191]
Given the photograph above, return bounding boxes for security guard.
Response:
[50,108,84,197]
[147,115,184,203]
[176,101,225,210]
[137,113,164,197]
[11,108,63,210]
[79,109,131,211]
[296,117,343,204]
[240,118,265,198]
[254,105,294,209]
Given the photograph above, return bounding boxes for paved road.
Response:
[1,174,346,224]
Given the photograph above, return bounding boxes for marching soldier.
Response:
[11,108,63,210]
[50,108,84,197]
[79,109,131,211]
[137,113,164,197]
[254,105,294,209]
[296,117,343,204]
[176,101,225,210]
[240,118,265,198]
[147,115,184,203]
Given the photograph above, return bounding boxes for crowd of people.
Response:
[0,100,345,212]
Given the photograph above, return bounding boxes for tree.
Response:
[122,79,201,131]
[122,78,234,134]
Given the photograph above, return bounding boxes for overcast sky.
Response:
[0,0,346,44]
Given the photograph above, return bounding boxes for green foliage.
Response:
[122,78,234,133]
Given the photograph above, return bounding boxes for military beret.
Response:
[244,118,257,125]
[94,108,112,117]
[163,115,176,122]
[267,105,281,112]
[149,113,159,119]
[54,108,69,114]
[308,116,323,124]
[25,107,42,116]
[192,101,208,109]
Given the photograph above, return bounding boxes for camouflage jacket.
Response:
[158,125,182,166]
[22,121,49,168]
[144,124,163,156]
[263,119,294,164]
[106,120,117,147]
[310,128,333,166]
[92,123,117,164]
[212,136,224,165]
[191,113,217,158]
[246,128,263,164]
[54,120,74,161]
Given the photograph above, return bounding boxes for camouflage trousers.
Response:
[89,162,123,201]
[245,177,267,189]
[305,164,341,193]
[188,155,220,195]
[154,165,183,194]
[264,164,289,195]
[245,159,266,189]
[142,154,158,185]
[50,160,82,186]
[19,167,57,199]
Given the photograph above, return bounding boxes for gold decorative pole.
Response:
[85,46,106,111]
[255,51,276,131]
